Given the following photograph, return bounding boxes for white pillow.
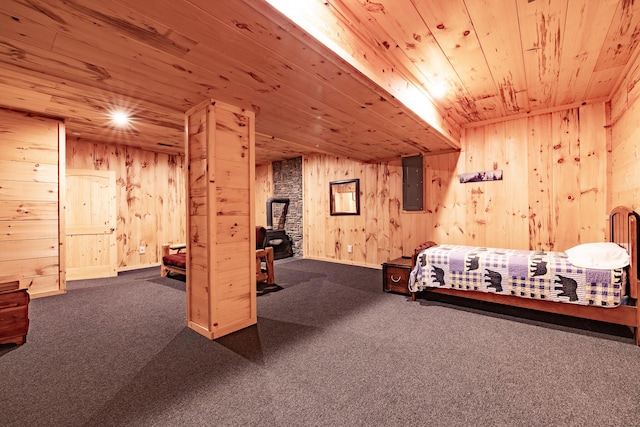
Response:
[564,242,630,269]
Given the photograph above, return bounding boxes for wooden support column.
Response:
[185,99,256,339]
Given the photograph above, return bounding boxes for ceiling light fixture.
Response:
[110,110,130,127]
[429,81,449,99]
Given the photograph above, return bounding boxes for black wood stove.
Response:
[265,197,294,260]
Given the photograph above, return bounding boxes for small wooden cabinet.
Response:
[0,285,29,346]
[382,257,413,295]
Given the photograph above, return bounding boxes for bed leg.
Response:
[411,292,416,302]
[636,298,640,346]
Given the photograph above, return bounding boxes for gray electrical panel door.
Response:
[402,155,423,211]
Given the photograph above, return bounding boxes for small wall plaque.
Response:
[460,170,503,183]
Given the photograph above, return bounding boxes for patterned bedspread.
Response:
[408,245,626,307]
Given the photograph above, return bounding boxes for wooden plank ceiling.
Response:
[1,0,639,164]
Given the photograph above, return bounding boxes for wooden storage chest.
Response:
[0,287,29,346]
[382,257,413,295]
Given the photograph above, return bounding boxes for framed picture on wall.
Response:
[329,179,360,216]
[460,170,503,183]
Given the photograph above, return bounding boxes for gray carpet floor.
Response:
[1,258,639,426]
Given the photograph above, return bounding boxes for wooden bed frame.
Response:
[160,243,275,285]
[410,206,640,346]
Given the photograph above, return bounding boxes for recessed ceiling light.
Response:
[429,81,448,99]
[111,111,130,126]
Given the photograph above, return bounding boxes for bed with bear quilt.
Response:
[408,245,626,307]
[406,206,640,346]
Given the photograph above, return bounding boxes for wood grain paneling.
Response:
[66,138,186,270]
[303,104,609,268]
[438,105,607,252]
[576,103,608,242]
[254,164,273,227]
[0,109,62,297]
[3,1,637,165]
[610,47,640,212]
[303,155,398,267]
[186,99,256,340]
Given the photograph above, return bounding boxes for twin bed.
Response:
[408,206,640,346]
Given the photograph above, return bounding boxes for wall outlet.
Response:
[347,245,353,253]
[139,246,145,254]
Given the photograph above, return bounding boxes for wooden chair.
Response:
[161,241,274,285]
[160,244,186,277]
[256,246,275,285]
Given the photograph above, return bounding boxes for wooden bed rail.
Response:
[610,206,639,300]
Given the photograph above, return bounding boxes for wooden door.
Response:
[65,169,117,280]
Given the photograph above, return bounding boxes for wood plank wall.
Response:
[609,51,640,211]
[66,138,186,270]
[255,164,273,228]
[303,156,400,266]
[0,109,63,297]
[302,103,609,268]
